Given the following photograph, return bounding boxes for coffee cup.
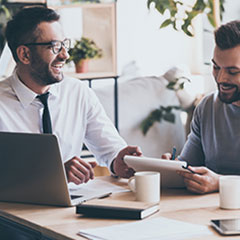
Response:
[219,175,240,209]
[128,171,160,203]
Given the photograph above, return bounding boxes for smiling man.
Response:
[0,7,141,185]
[172,20,240,194]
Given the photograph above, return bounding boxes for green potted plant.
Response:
[147,0,225,37]
[67,37,102,73]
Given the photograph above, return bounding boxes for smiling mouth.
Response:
[52,63,64,73]
[219,83,237,93]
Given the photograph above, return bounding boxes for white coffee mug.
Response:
[219,175,240,209]
[128,171,160,203]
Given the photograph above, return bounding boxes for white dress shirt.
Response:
[0,71,127,169]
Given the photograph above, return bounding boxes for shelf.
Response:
[48,2,116,9]
[7,0,45,3]
[65,71,117,80]
[49,2,117,77]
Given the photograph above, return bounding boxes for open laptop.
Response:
[0,132,125,207]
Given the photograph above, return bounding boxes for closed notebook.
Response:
[76,199,159,220]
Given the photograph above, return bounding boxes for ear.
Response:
[16,45,31,64]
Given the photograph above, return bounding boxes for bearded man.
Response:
[0,6,141,185]
[166,20,240,194]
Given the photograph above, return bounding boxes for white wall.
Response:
[117,0,240,93]
[116,0,201,77]
[222,1,240,23]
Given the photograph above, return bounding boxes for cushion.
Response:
[93,74,186,158]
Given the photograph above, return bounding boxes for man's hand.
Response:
[161,153,172,160]
[64,156,97,185]
[112,146,142,178]
[178,166,220,194]
[162,153,219,194]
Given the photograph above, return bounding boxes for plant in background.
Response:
[143,0,225,134]
[68,37,102,63]
[166,76,190,91]
[0,0,10,17]
[147,0,225,37]
[67,37,102,73]
[0,0,11,54]
[140,77,190,135]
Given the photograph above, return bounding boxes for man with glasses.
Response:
[1,6,142,184]
[164,20,240,194]
[24,38,71,55]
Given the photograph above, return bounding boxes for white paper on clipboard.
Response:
[124,155,189,188]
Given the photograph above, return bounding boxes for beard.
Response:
[29,52,64,86]
[218,83,240,104]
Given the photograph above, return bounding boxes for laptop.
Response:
[0,132,125,207]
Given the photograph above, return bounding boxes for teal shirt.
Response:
[180,92,240,174]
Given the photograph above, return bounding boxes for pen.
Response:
[98,192,112,199]
[182,164,197,174]
[171,147,176,160]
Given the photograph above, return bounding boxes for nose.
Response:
[215,68,229,84]
[58,46,70,60]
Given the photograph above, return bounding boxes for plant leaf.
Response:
[192,0,206,11]
[166,81,176,90]
[147,0,153,9]
[160,19,172,28]
[163,112,175,123]
[140,109,163,135]
[179,82,185,90]
[220,0,225,19]
[181,22,193,37]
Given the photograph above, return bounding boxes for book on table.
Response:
[76,199,159,220]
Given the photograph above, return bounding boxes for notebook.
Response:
[76,199,159,220]
[0,132,127,207]
[124,155,189,188]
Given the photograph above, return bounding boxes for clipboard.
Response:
[124,155,189,188]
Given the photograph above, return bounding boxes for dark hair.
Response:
[5,6,60,62]
[214,20,240,50]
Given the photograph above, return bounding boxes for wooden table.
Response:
[1,176,240,240]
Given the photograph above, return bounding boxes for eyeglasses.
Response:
[24,38,71,54]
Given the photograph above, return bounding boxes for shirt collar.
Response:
[10,70,59,108]
[48,82,58,98]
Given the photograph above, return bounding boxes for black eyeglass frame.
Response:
[23,38,71,54]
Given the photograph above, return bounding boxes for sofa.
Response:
[93,67,194,158]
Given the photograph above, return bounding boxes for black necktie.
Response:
[37,92,52,134]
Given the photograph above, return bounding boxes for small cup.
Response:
[219,175,240,209]
[128,171,160,203]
